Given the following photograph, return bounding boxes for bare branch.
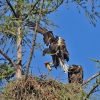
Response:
[23,0,40,20]
[82,71,100,85]
[84,81,100,100]
[25,0,45,81]
[6,0,17,18]
[0,49,17,70]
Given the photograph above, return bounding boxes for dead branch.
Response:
[82,71,100,85]
[25,0,45,81]
[0,49,17,70]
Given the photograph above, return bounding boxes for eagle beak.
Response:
[70,65,73,69]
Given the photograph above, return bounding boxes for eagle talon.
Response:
[43,31,69,73]
[44,62,53,71]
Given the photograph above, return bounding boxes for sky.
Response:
[0,0,100,84]
[28,1,100,84]
[0,0,100,99]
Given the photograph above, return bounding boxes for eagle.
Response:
[43,31,54,46]
[43,31,69,73]
[68,64,83,84]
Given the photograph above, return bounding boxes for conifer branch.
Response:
[25,0,45,81]
[84,81,100,100]
[6,0,17,18]
[23,0,40,20]
[82,71,100,85]
[0,49,17,70]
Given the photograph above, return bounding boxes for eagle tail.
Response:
[59,58,69,73]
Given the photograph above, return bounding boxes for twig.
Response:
[6,0,17,18]
[23,0,40,20]
[84,81,100,100]
[0,49,17,70]
[25,0,64,17]
[25,0,45,81]
[82,71,100,85]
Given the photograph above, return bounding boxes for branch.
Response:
[0,49,17,70]
[82,71,100,85]
[25,21,48,34]
[84,81,100,100]
[6,0,17,18]
[0,28,16,36]
[31,0,64,15]
[24,0,45,81]
[23,0,40,20]
[45,0,64,14]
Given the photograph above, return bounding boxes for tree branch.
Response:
[30,0,64,15]
[82,71,100,85]
[84,81,100,100]
[0,27,16,36]
[25,1,64,30]
[23,0,40,20]
[45,0,64,14]
[6,0,17,18]
[24,0,45,81]
[26,21,48,34]
[0,49,17,70]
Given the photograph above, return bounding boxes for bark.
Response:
[82,71,100,85]
[25,0,45,81]
[16,26,22,78]
[0,49,17,69]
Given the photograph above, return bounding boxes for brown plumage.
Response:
[68,65,83,84]
[43,31,54,46]
[43,31,69,72]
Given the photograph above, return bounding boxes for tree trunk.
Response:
[16,26,22,78]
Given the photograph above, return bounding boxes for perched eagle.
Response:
[43,31,69,73]
[68,65,83,84]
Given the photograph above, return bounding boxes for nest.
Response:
[1,75,85,100]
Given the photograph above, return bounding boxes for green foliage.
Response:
[0,63,15,81]
[1,76,86,100]
[0,0,64,52]
[89,58,100,68]
[66,0,100,26]
[0,0,100,99]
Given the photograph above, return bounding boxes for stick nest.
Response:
[1,75,85,100]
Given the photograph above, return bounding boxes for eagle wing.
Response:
[43,31,54,46]
[51,55,59,68]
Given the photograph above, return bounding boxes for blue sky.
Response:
[0,1,100,83]
[28,1,100,84]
